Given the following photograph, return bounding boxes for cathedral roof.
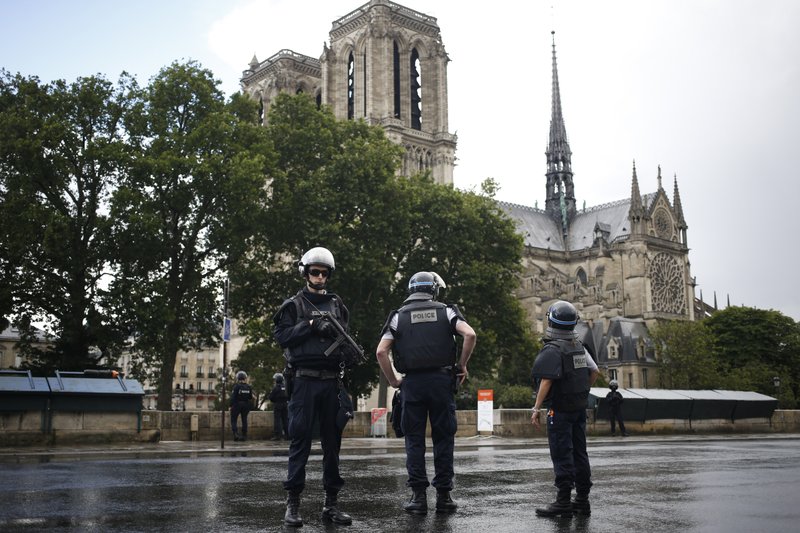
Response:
[500,193,656,252]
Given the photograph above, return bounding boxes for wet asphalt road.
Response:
[0,434,798,532]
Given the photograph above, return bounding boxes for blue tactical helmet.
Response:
[545,300,579,340]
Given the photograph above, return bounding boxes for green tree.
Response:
[705,306,800,406]
[231,94,537,403]
[109,61,273,410]
[0,71,137,370]
[650,319,719,389]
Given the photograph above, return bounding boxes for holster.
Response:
[283,367,294,399]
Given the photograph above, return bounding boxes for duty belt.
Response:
[405,366,453,374]
[294,368,340,380]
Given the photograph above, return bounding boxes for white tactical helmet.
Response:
[298,247,335,276]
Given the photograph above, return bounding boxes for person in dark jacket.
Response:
[376,271,476,515]
[531,301,599,517]
[269,372,289,440]
[273,246,357,527]
[606,380,629,436]
[230,370,253,441]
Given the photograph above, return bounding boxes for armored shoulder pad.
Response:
[448,303,466,323]
[273,296,298,325]
[531,344,563,380]
[381,310,398,336]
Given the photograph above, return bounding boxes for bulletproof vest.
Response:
[545,339,591,412]
[284,291,345,368]
[392,300,456,373]
[236,384,253,402]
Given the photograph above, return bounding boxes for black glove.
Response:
[311,318,337,338]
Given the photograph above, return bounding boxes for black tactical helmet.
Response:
[609,379,619,390]
[545,300,579,340]
[407,271,446,301]
[236,370,248,381]
[273,372,284,383]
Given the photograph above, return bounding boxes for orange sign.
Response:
[477,389,494,401]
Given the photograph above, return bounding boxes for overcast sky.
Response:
[2,0,799,320]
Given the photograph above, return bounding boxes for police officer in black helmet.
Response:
[376,271,476,515]
[273,246,354,527]
[530,300,599,517]
[269,372,289,440]
[230,370,253,441]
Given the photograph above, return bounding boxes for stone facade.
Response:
[501,35,694,388]
[241,0,456,185]
[240,2,696,390]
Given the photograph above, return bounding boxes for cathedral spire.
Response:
[630,160,643,213]
[545,31,576,228]
[672,174,686,225]
[628,160,644,235]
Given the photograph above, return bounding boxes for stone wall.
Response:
[2,409,799,446]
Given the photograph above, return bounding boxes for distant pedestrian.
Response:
[531,301,599,517]
[230,371,254,441]
[269,372,289,440]
[606,380,629,436]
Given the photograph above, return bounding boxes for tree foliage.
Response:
[0,70,136,370]
[651,319,719,389]
[108,61,273,410]
[704,306,800,406]
[229,94,537,402]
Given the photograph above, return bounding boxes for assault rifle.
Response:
[316,311,367,365]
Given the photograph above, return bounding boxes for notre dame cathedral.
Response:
[241,0,696,389]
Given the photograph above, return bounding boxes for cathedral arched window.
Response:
[410,48,422,130]
[347,52,355,120]
[576,268,587,286]
[393,41,401,118]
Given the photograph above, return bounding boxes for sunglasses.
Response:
[308,268,330,278]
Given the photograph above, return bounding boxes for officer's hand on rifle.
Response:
[311,318,337,338]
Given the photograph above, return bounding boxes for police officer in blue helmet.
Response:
[376,271,477,515]
[530,300,600,517]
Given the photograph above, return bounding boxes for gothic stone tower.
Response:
[241,0,457,185]
[501,33,695,389]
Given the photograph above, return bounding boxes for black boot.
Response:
[572,493,591,516]
[435,490,458,513]
[284,491,303,527]
[321,490,352,525]
[232,432,241,442]
[536,489,573,518]
[403,487,428,514]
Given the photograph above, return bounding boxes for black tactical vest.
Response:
[392,300,456,373]
[541,339,591,412]
[235,384,253,404]
[283,291,345,369]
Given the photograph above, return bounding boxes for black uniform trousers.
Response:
[546,408,592,495]
[274,405,289,438]
[609,407,627,435]
[230,403,250,436]
[283,376,344,493]
[401,370,457,490]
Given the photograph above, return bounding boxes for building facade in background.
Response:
[501,34,694,388]
[241,0,457,185]
[241,2,698,391]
